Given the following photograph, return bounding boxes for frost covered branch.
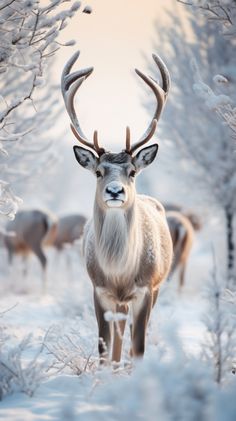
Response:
[0,0,86,220]
[192,59,236,139]
[0,331,48,399]
[177,0,236,36]
[0,303,18,317]
[0,180,22,219]
[202,260,236,384]
[43,325,97,376]
[178,2,236,140]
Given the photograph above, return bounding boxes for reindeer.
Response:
[50,214,87,271]
[165,204,201,288]
[3,209,57,288]
[164,203,201,231]
[53,214,87,250]
[166,211,195,288]
[61,51,173,363]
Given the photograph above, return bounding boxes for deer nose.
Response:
[105,185,124,198]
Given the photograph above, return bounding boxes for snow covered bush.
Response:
[0,305,48,400]
[0,0,84,221]
[43,323,97,376]
[0,334,48,399]
[83,328,216,421]
[87,351,236,421]
[202,266,236,384]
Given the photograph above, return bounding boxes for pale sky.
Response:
[28,0,192,212]
[54,0,188,150]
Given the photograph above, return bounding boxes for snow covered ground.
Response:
[0,234,235,421]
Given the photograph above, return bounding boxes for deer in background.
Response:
[2,209,57,289]
[53,214,87,250]
[61,51,173,363]
[165,204,201,288]
[51,214,87,272]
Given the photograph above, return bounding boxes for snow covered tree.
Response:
[0,0,84,222]
[148,3,236,286]
[173,2,236,289]
[191,60,236,286]
[177,1,236,142]
[177,0,236,37]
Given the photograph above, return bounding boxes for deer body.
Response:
[167,209,200,288]
[61,50,173,362]
[53,214,87,250]
[85,192,172,303]
[86,192,172,359]
[3,210,57,287]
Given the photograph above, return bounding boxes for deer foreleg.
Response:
[131,287,152,358]
[94,290,113,363]
[112,304,128,364]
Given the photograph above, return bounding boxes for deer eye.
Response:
[96,170,102,178]
[129,170,136,178]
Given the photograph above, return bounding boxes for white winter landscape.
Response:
[0,240,221,420]
[1,0,236,420]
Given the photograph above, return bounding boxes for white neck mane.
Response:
[94,206,142,279]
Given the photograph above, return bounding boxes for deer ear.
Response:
[73,146,98,172]
[132,144,158,172]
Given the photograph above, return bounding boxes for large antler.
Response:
[126,54,170,155]
[61,51,105,156]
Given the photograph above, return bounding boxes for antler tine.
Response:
[61,51,91,91]
[152,53,170,94]
[93,130,105,156]
[135,68,166,122]
[70,124,96,151]
[126,126,131,153]
[61,50,104,156]
[129,54,170,154]
[130,120,157,155]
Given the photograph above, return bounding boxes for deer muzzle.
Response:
[104,182,126,208]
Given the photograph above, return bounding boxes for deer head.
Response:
[61,51,170,211]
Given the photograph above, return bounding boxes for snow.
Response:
[83,6,92,14]
[1,231,231,420]
[193,81,232,110]
[213,74,228,84]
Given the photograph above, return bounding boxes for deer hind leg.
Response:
[22,255,29,278]
[131,287,152,358]
[179,233,192,290]
[152,288,159,308]
[7,247,13,266]
[179,262,186,289]
[94,290,114,364]
[31,245,47,293]
[112,304,128,364]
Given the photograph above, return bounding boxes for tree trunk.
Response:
[225,206,235,288]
